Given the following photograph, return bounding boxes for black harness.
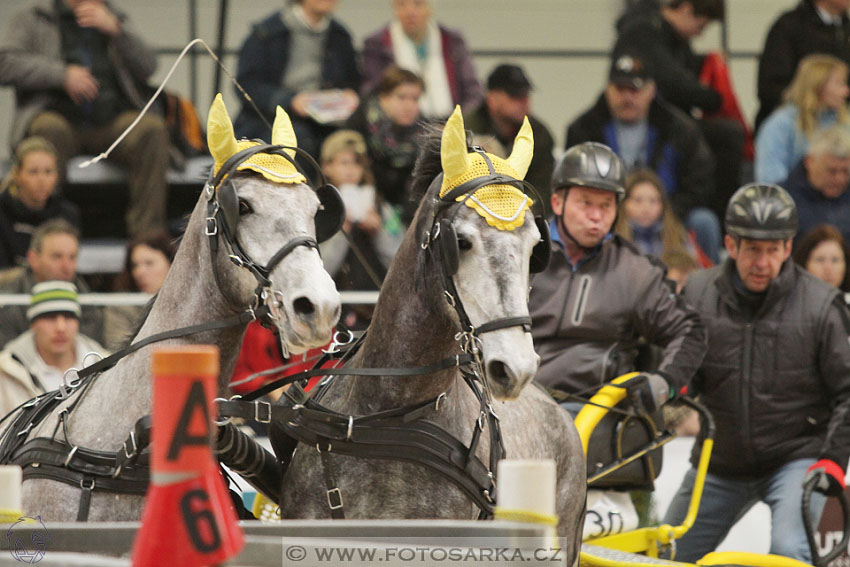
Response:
[219,150,553,519]
[0,143,344,521]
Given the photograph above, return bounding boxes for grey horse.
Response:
[7,95,341,521]
[278,108,586,566]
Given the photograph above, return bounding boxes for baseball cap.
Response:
[487,64,533,98]
[27,280,81,322]
[609,53,653,89]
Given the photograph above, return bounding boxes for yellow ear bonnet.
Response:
[207,93,306,184]
[439,107,534,230]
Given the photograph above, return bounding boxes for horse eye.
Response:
[238,199,253,215]
[457,237,473,251]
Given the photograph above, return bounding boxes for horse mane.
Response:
[119,295,158,350]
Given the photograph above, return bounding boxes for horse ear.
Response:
[506,116,534,178]
[271,105,297,158]
[207,93,238,165]
[441,106,471,182]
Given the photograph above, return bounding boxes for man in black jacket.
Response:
[756,0,850,132]
[614,0,743,223]
[566,51,720,261]
[662,184,850,564]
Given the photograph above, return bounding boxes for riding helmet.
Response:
[551,142,626,202]
[725,183,798,240]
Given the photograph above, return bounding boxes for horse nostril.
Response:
[292,296,315,316]
[486,360,512,388]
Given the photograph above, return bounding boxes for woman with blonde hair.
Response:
[0,136,79,269]
[615,169,711,267]
[755,54,849,184]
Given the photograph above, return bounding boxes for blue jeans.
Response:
[662,458,825,563]
[685,207,721,264]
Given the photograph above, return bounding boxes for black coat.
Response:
[565,93,715,220]
[614,0,722,115]
[756,0,850,131]
[684,260,850,477]
[0,190,80,269]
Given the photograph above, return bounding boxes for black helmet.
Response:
[725,183,798,240]
[551,142,626,202]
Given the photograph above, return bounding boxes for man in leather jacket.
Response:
[662,183,850,563]
[529,142,706,410]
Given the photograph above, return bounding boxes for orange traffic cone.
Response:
[132,346,244,567]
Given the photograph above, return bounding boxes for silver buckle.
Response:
[255,401,272,423]
[327,487,344,510]
[64,446,79,468]
[205,216,218,236]
[123,431,138,458]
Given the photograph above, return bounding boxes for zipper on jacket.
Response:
[742,323,753,465]
[571,275,593,326]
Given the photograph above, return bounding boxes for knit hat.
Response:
[27,281,81,322]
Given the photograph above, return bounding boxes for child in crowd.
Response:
[0,137,80,269]
[615,169,710,267]
[346,65,426,224]
[755,54,850,184]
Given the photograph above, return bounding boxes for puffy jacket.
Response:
[565,93,715,221]
[529,223,706,394]
[683,259,850,477]
[756,0,850,131]
[0,0,157,146]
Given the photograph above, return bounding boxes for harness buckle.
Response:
[64,445,79,468]
[17,422,34,438]
[444,291,456,307]
[255,401,272,423]
[80,477,95,490]
[346,415,354,441]
[213,397,233,426]
[228,254,245,267]
[435,392,447,411]
[123,431,138,459]
[326,487,344,510]
[205,216,218,236]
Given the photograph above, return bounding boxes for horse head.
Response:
[415,107,549,400]
[205,94,341,354]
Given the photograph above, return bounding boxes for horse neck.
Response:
[134,209,248,391]
[348,228,461,408]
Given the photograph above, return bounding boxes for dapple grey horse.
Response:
[7,96,341,521]
[278,109,586,566]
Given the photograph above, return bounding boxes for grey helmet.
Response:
[551,142,626,202]
[725,183,798,240]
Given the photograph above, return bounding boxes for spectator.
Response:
[0,280,107,417]
[361,0,482,119]
[233,0,360,159]
[755,54,850,184]
[318,130,401,329]
[464,64,555,214]
[756,0,850,132]
[784,125,850,243]
[0,219,104,348]
[793,223,850,304]
[0,136,80,269]
[615,169,708,266]
[102,230,176,350]
[345,66,426,222]
[529,142,705,400]
[566,51,720,262]
[663,184,850,564]
[614,0,744,222]
[0,0,169,237]
[662,248,700,293]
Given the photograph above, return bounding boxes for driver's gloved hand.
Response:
[620,372,673,415]
[805,459,846,497]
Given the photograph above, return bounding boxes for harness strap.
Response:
[77,476,94,521]
[319,449,345,519]
[474,316,532,335]
[75,307,267,381]
[241,353,475,401]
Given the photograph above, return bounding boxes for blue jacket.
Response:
[755,104,840,184]
[784,160,850,244]
[233,10,361,140]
